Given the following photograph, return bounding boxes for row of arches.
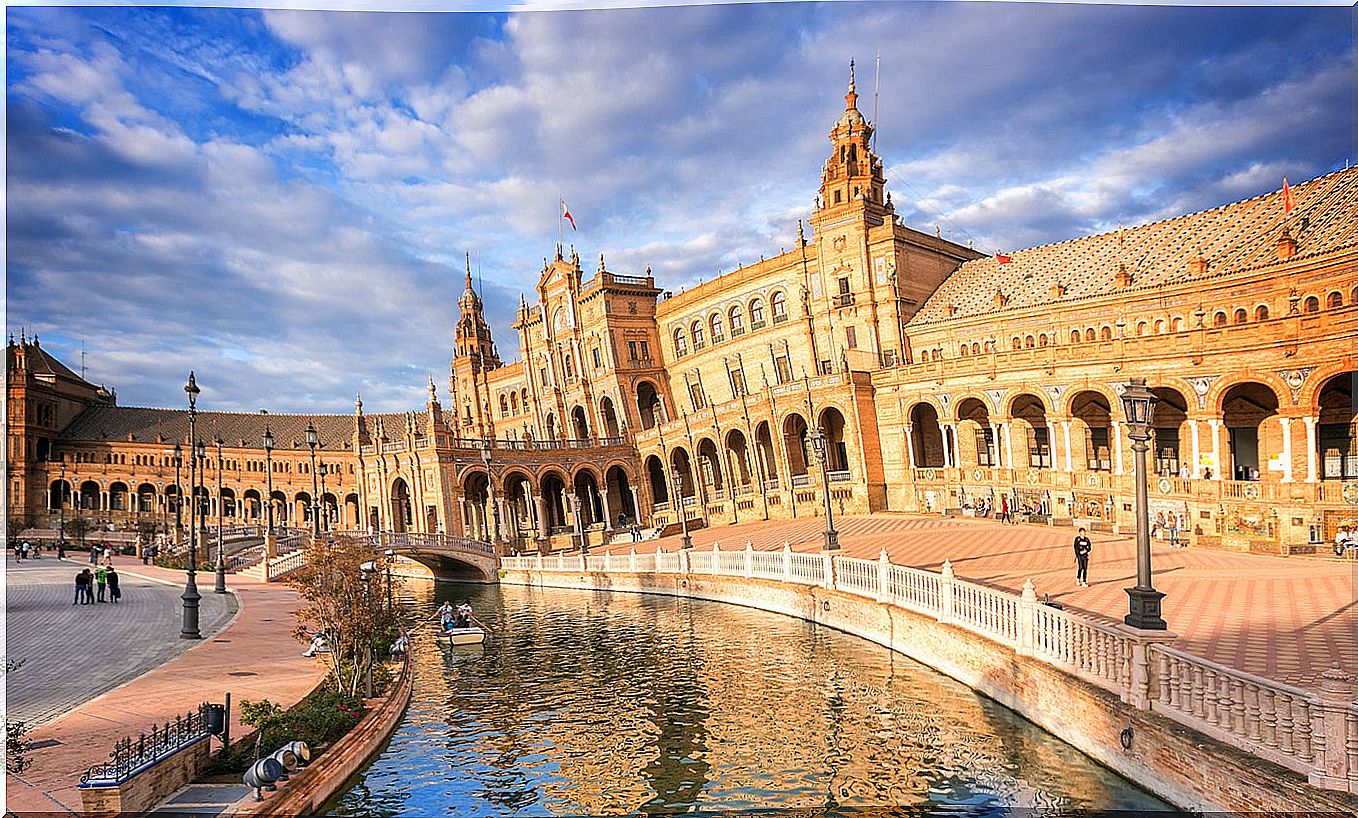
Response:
[541,398,623,442]
[904,373,1355,482]
[672,291,789,357]
[46,481,363,529]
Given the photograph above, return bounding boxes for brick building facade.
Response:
[8,72,1355,554]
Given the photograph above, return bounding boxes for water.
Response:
[331,582,1175,816]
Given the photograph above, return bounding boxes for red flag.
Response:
[995,251,1012,264]
[561,198,577,231]
[1281,177,1295,214]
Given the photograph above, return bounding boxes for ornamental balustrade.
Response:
[502,543,1358,794]
[81,703,214,786]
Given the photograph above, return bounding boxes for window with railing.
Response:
[1086,427,1112,471]
[771,291,788,323]
[975,428,994,467]
[1026,427,1051,468]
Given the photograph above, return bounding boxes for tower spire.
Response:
[465,251,474,293]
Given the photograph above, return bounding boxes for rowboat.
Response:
[437,625,486,645]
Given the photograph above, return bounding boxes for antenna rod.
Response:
[872,54,881,151]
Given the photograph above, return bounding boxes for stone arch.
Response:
[1149,386,1190,477]
[908,402,945,468]
[344,493,360,529]
[502,470,535,540]
[573,469,604,528]
[1255,304,1270,321]
[754,420,778,485]
[219,487,237,520]
[709,310,726,343]
[1009,393,1051,468]
[749,297,766,327]
[108,481,129,512]
[540,470,569,531]
[269,490,288,526]
[49,479,72,511]
[636,381,661,430]
[1069,390,1113,472]
[599,396,621,439]
[137,482,158,514]
[781,413,810,477]
[570,405,590,441]
[646,455,669,505]
[1315,372,1356,480]
[696,437,723,494]
[724,429,752,487]
[817,407,850,472]
[605,464,636,524]
[79,480,102,511]
[955,397,994,468]
[1303,294,1320,313]
[1220,382,1281,481]
[545,412,558,441]
[462,468,491,540]
[669,447,696,500]
[390,477,412,533]
[727,303,745,336]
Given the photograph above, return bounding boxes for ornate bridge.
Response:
[357,531,499,582]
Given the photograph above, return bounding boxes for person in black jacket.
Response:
[107,566,122,603]
[1073,528,1093,587]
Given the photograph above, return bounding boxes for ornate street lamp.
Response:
[809,427,840,551]
[214,436,227,594]
[58,458,67,550]
[359,561,376,698]
[318,461,328,531]
[479,441,502,545]
[305,423,320,536]
[1121,378,1165,630]
[262,427,275,535]
[182,371,202,640]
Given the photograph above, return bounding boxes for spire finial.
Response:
[356,392,363,412]
[849,59,856,93]
[465,251,474,292]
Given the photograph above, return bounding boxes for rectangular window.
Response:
[592,348,602,369]
[1086,426,1111,472]
[730,369,746,398]
[1026,426,1051,468]
[640,341,650,360]
[845,326,857,349]
[838,277,851,295]
[689,383,706,411]
[975,428,994,467]
[819,359,832,375]
[774,355,792,385]
[628,341,638,361]
[540,368,548,386]
[1153,428,1180,476]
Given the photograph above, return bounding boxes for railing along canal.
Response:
[80,703,216,786]
[501,545,1358,795]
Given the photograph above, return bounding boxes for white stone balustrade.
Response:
[499,543,1358,794]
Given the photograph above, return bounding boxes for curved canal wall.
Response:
[501,556,1357,814]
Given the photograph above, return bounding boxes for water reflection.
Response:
[331,582,1174,816]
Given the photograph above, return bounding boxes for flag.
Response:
[1281,177,1295,214]
[995,251,1012,264]
[561,198,577,231]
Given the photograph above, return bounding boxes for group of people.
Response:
[1336,525,1356,557]
[12,540,46,560]
[73,564,121,604]
[437,600,476,630]
[617,513,643,542]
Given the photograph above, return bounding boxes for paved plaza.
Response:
[4,557,326,816]
[5,555,237,727]
[601,514,1358,688]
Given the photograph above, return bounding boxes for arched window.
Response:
[1304,295,1320,313]
[1024,335,1035,348]
[1351,285,1358,305]
[1327,291,1342,308]
[1085,328,1096,342]
[959,344,969,357]
[564,354,575,378]
[1154,319,1165,334]
[1171,317,1183,332]
[750,299,766,327]
[728,306,744,335]
[1233,308,1246,324]
[1255,304,1269,321]
[921,350,931,362]
[1038,334,1049,347]
[691,321,705,350]
[1011,337,1021,350]
[971,342,980,355]
[499,395,509,417]
[1213,312,1227,327]
[984,340,995,352]
[1136,321,1147,336]
[1100,326,1112,341]
[1071,330,1082,344]
[710,312,724,342]
[674,328,688,356]
[771,291,788,322]
[511,392,520,414]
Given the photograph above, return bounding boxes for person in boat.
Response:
[455,600,474,629]
[436,601,455,628]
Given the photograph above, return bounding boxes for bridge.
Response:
[353,531,499,582]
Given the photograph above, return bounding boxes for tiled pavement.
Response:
[5,557,326,816]
[5,556,237,727]
[599,514,1358,689]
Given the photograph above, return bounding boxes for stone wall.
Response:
[502,567,1357,814]
[79,737,213,816]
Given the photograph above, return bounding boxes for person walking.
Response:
[107,566,122,603]
[999,495,1010,524]
[1073,528,1093,587]
[1168,516,1181,548]
[630,521,641,542]
[95,564,109,602]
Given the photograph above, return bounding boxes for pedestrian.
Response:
[1335,526,1355,557]
[630,521,641,542]
[107,566,121,603]
[95,564,109,602]
[1202,467,1213,480]
[20,541,30,561]
[73,570,88,605]
[1073,528,1093,587]
[999,495,1009,524]
[1168,516,1180,547]
[102,544,112,561]
[79,568,95,604]
[618,512,627,530]
[88,546,98,565]
[57,540,66,559]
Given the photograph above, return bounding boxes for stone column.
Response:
[1279,416,1294,482]
[903,423,916,470]
[989,424,1003,467]
[940,424,953,467]
[1207,419,1222,479]
[1003,423,1014,471]
[1046,421,1059,471]
[535,495,548,539]
[1309,666,1355,789]
[599,486,614,533]
[1112,421,1125,475]
[1303,416,1318,482]
[1061,422,1073,472]
[629,486,641,524]
[1189,420,1202,478]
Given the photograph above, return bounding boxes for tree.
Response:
[288,537,399,697]
[5,659,32,774]
[64,517,92,548]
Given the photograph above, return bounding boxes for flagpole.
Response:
[559,195,564,249]
[872,54,880,151]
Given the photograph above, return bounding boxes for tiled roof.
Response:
[8,340,93,386]
[58,406,356,452]
[913,168,1358,323]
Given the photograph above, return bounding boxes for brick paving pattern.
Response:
[601,514,1358,688]
[5,555,237,727]
[4,556,326,816]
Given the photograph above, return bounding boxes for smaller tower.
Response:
[451,254,501,439]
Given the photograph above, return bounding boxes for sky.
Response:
[5,1,1352,414]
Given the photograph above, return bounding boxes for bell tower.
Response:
[451,253,501,438]
[814,60,887,227]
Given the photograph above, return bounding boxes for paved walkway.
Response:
[5,556,237,727]
[5,557,327,816]
[599,514,1358,689]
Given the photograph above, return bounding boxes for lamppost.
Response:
[173,443,183,542]
[653,398,691,549]
[808,427,840,550]
[1121,378,1165,630]
[214,436,227,594]
[58,458,67,551]
[359,561,376,698]
[195,437,207,554]
[479,441,502,545]
[384,549,395,612]
[262,427,275,535]
[305,423,320,537]
[182,371,202,640]
[571,493,587,553]
[318,461,328,532]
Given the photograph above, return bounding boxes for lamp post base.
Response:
[1123,586,1167,631]
[822,528,840,551]
[681,532,693,549]
[181,574,203,639]
[214,559,228,594]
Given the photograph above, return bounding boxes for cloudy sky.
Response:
[6,1,1351,413]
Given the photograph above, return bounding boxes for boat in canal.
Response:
[437,625,486,645]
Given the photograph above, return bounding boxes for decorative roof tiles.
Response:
[58,406,355,451]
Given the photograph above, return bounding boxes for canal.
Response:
[331,582,1174,816]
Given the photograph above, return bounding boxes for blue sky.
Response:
[5,1,1351,413]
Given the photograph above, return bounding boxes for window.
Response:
[730,368,746,398]
[1213,311,1227,327]
[771,291,788,323]
[1136,321,1147,336]
[1024,335,1035,348]
[540,367,549,386]
[691,321,705,350]
[710,313,725,342]
[1012,337,1021,350]
[1085,328,1096,342]
[1087,427,1111,471]
[1233,309,1246,325]
[499,395,509,417]
[592,347,602,369]
[1027,426,1051,468]
[1255,305,1270,321]
[774,355,792,384]
[511,393,519,414]
[674,329,688,356]
[688,382,706,411]
[640,341,650,360]
[974,428,994,467]
[846,326,857,349]
[838,278,850,295]
[1304,296,1320,313]
[820,358,833,374]
[1071,330,1082,344]
[750,300,766,328]
[971,343,980,355]
[1170,317,1183,332]
[729,306,744,336]
[960,344,969,357]
[834,190,842,203]
[564,354,575,379]
[628,341,638,361]
[1038,334,1048,347]
[1327,291,1343,309]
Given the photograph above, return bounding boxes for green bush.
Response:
[208,686,368,775]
